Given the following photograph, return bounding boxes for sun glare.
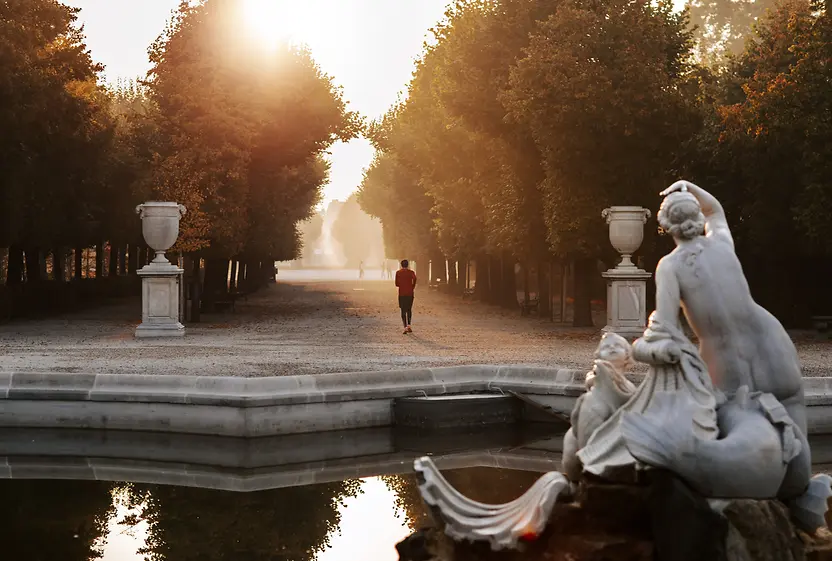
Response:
[240,0,299,49]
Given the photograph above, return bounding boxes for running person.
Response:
[395,259,417,334]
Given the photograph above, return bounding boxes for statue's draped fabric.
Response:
[577,316,719,477]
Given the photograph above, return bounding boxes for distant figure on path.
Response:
[395,259,417,334]
[358,260,365,279]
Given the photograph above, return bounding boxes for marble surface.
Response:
[136,264,185,338]
[415,181,832,547]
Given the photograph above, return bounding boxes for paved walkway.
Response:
[0,270,830,376]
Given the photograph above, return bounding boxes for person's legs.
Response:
[405,296,414,328]
[398,296,408,328]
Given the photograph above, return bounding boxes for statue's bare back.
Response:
[663,235,803,404]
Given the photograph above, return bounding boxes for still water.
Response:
[1,467,541,561]
[5,428,832,561]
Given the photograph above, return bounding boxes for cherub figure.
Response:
[561,332,637,481]
[584,331,636,391]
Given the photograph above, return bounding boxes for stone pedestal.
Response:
[136,262,185,338]
[602,267,651,339]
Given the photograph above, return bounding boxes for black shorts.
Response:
[398,295,414,310]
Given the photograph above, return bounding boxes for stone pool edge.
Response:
[1,368,832,437]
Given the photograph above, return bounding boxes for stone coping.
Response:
[2,368,832,407]
[0,449,560,492]
[0,366,587,407]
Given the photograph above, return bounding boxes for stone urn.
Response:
[601,206,651,270]
[136,202,187,267]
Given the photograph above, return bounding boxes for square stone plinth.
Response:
[601,268,652,339]
[136,264,185,338]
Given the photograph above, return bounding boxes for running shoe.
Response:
[406,325,413,333]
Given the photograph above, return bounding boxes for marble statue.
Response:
[415,457,570,550]
[413,180,832,549]
[562,333,636,481]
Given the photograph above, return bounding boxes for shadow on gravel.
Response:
[404,334,453,351]
[198,282,357,324]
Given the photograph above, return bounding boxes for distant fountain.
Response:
[316,201,346,268]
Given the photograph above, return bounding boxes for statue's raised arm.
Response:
[660,180,733,249]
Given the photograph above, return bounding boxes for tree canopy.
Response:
[146,0,361,260]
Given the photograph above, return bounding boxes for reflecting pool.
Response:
[3,427,832,560]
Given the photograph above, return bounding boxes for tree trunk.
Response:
[573,257,595,327]
[229,260,239,292]
[500,253,517,308]
[560,261,569,323]
[108,244,118,277]
[190,256,202,322]
[431,255,446,284]
[53,249,65,283]
[137,245,148,269]
[539,261,550,317]
[117,247,126,276]
[202,258,230,312]
[127,245,138,276]
[463,260,470,290]
[413,255,426,280]
[6,245,24,286]
[488,254,499,303]
[74,247,83,280]
[447,260,458,291]
[473,255,487,299]
[95,242,104,279]
[24,248,42,283]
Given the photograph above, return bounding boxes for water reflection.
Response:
[0,467,545,561]
[383,467,543,531]
[0,480,114,561]
[119,480,363,561]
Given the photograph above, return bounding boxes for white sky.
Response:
[66,0,451,207]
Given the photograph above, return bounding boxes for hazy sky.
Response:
[66,0,451,207]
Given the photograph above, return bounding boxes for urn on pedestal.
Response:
[601,206,651,338]
[135,202,186,338]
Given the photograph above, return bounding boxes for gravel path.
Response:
[0,270,830,377]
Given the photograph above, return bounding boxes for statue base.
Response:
[399,471,830,561]
[601,267,652,339]
[136,262,185,339]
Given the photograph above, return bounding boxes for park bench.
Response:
[210,289,237,312]
[520,297,539,316]
[811,315,832,332]
[461,288,475,300]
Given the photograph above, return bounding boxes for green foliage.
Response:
[360,0,561,261]
[706,0,831,255]
[358,148,440,260]
[503,0,698,257]
[0,0,115,248]
[0,480,115,561]
[360,0,698,263]
[145,0,360,259]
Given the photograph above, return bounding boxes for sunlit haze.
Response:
[65,0,451,207]
[66,0,688,209]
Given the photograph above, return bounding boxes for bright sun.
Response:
[240,0,301,48]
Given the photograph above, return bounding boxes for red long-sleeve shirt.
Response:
[395,268,417,296]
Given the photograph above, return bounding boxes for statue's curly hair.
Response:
[657,191,705,240]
